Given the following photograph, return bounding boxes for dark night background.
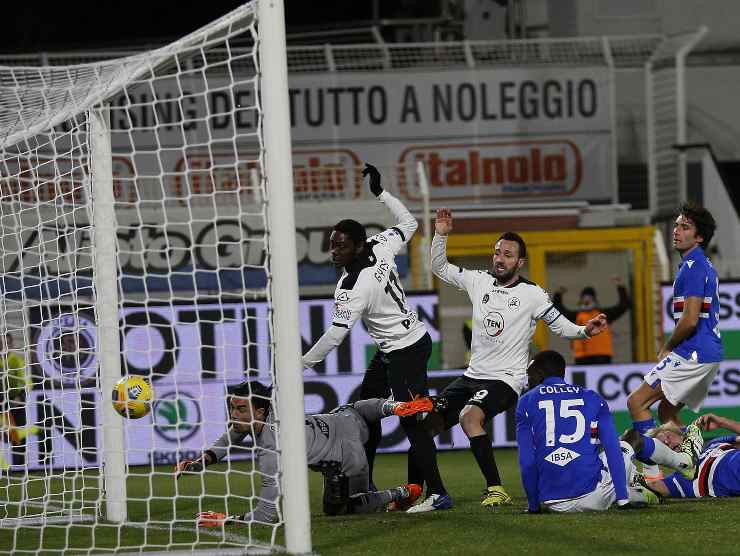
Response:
[0,1,435,54]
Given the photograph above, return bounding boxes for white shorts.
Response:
[643,352,720,412]
[543,442,637,513]
[544,469,616,512]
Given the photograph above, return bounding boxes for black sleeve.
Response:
[603,285,631,322]
[552,292,578,322]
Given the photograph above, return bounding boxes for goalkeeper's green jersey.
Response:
[1,351,30,399]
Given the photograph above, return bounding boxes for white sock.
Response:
[642,462,663,479]
[650,438,691,472]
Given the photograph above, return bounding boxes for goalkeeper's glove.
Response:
[362,163,383,197]
[175,453,212,478]
[197,511,239,528]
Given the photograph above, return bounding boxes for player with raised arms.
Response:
[627,203,722,480]
[301,163,451,513]
[177,381,437,525]
[425,208,608,507]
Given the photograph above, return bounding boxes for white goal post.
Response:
[0,1,310,554]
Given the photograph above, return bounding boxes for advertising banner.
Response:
[3,202,405,292]
[661,280,740,358]
[28,295,440,390]
[11,360,740,471]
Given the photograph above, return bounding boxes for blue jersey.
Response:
[671,246,723,363]
[515,376,628,510]
[664,437,740,498]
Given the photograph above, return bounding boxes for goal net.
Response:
[0,2,309,554]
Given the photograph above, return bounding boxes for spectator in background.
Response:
[552,276,631,365]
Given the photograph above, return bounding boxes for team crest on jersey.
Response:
[483,311,505,337]
[336,291,350,303]
[482,294,489,304]
[508,297,520,310]
[545,447,580,467]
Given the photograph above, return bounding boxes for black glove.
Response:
[362,163,383,197]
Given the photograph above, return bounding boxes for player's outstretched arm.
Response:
[177,428,247,477]
[537,293,596,340]
[699,413,740,435]
[175,453,210,478]
[363,162,418,249]
[430,208,472,291]
[302,323,353,369]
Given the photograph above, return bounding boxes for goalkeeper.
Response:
[176,382,438,525]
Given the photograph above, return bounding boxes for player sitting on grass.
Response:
[176,381,437,526]
[634,413,740,499]
[516,350,662,513]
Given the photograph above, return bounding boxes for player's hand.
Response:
[584,313,608,336]
[435,208,453,236]
[197,511,233,528]
[698,413,723,431]
[362,163,383,196]
[175,458,204,478]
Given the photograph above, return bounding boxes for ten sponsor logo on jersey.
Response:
[484,311,506,338]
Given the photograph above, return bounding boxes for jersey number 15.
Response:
[537,399,586,447]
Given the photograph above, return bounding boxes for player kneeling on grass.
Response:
[176,381,436,526]
[628,413,740,500]
[516,351,662,513]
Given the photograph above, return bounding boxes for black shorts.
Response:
[359,333,431,403]
[439,376,518,430]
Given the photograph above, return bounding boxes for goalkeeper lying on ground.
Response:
[176,381,438,526]
[628,413,740,499]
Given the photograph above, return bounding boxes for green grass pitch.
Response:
[2,449,739,555]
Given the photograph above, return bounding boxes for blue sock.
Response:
[632,418,657,464]
[633,418,656,436]
[635,436,656,463]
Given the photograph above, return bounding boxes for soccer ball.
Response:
[112,376,154,419]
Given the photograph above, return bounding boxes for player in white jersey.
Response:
[425,208,608,507]
[302,164,452,513]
